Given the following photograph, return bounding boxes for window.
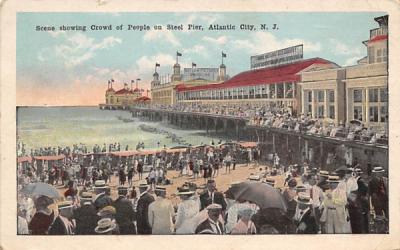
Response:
[354,106,363,121]
[285,83,293,98]
[381,106,388,122]
[308,91,312,102]
[368,46,375,63]
[353,89,363,103]
[318,91,324,102]
[329,105,335,119]
[318,105,324,118]
[383,48,387,62]
[270,84,276,98]
[369,106,379,122]
[328,90,335,103]
[307,104,312,115]
[369,88,379,102]
[380,88,388,102]
[277,84,284,98]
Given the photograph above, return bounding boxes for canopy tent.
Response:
[17,156,32,164]
[33,154,65,161]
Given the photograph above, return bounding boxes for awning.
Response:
[33,154,66,161]
[238,141,258,148]
[17,156,32,163]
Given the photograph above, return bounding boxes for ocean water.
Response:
[17,106,216,151]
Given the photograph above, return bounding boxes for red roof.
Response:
[133,88,141,92]
[369,35,388,44]
[176,58,333,92]
[135,96,151,102]
[115,88,133,95]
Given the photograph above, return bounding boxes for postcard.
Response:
[1,0,400,250]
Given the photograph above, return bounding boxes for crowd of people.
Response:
[134,103,388,145]
[17,140,388,235]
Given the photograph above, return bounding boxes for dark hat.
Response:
[288,178,297,187]
[294,192,312,205]
[117,186,128,195]
[295,185,307,192]
[207,179,216,184]
[155,186,167,192]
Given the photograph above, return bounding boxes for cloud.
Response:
[47,30,66,38]
[231,32,321,54]
[329,39,365,66]
[202,35,227,45]
[53,33,122,67]
[179,13,221,33]
[183,44,208,57]
[143,29,180,46]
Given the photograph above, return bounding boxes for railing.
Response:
[370,27,388,38]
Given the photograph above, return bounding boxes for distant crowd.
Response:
[134,103,388,145]
[17,141,388,235]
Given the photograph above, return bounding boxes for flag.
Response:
[155,63,160,67]
[222,52,227,58]
[111,79,114,82]
[177,51,182,57]
[136,78,141,81]
[131,80,134,83]
[192,62,196,67]
[108,80,110,84]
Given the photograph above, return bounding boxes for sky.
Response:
[17,12,386,106]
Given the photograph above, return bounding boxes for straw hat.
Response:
[372,166,385,173]
[294,192,313,205]
[327,175,341,183]
[206,203,222,210]
[138,180,149,188]
[97,205,116,217]
[318,170,329,177]
[57,200,73,210]
[95,218,117,234]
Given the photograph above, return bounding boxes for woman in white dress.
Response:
[175,189,199,234]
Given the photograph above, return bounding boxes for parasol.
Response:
[20,182,61,199]
[225,181,287,212]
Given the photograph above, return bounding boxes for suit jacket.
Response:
[295,209,318,234]
[113,196,136,234]
[195,219,224,234]
[136,192,155,234]
[73,204,99,235]
[199,191,227,211]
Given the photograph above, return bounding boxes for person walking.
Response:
[113,187,136,234]
[148,186,175,234]
[136,181,155,234]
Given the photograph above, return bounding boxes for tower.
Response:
[151,71,160,87]
[218,63,226,81]
[171,63,182,82]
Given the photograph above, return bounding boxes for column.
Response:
[311,90,316,118]
[365,88,369,127]
[223,120,228,134]
[302,90,307,114]
[272,133,276,153]
[304,140,309,161]
[324,90,329,119]
[235,121,240,141]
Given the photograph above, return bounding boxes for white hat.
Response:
[372,166,385,173]
[95,218,117,234]
[206,203,222,210]
[294,192,313,205]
